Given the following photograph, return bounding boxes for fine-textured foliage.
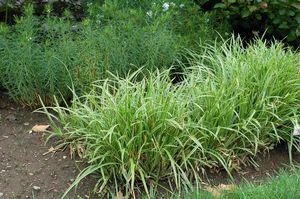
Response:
[190,168,300,199]
[42,38,300,197]
[0,2,224,106]
[0,5,76,105]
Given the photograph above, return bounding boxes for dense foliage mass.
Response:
[198,0,300,45]
[0,2,227,106]
[43,38,300,197]
[1,1,299,45]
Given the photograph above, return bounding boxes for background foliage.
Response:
[1,1,298,45]
[0,1,226,106]
[197,0,300,46]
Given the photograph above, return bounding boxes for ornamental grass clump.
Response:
[45,70,196,197]
[43,38,300,197]
[186,38,300,169]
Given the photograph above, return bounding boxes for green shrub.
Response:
[0,5,77,105]
[86,0,228,49]
[0,0,87,23]
[0,2,225,106]
[198,0,300,44]
[42,38,300,197]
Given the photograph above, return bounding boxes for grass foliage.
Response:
[42,38,300,197]
[191,168,300,199]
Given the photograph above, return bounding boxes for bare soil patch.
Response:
[0,92,95,199]
[205,143,300,186]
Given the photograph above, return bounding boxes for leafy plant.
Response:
[198,0,300,44]
[0,0,87,22]
[42,38,300,197]
[0,4,77,105]
[0,2,225,106]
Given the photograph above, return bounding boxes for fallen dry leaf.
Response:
[43,146,57,156]
[114,191,125,199]
[205,184,236,198]
[205,186,221,198]
[31,124,50,133]
[217,183,236,191]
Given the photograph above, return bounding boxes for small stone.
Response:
[63,155,67,159]
[0,192,3,198]
[24,122,30,126]
[29,173,34,176]
[33,186,41,191]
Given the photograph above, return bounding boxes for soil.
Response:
[1,91,300,199]
[0,92,96,199]
[205,143,300,185]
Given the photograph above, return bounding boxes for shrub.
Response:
[86,0,228,50]
[42,38,300,197]
[0,0,86,23]
[0,2,226,106]
[0,5,77,105]
[197,0,300,45]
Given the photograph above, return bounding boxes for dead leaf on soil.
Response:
[114,191,125,199]
[205,183,236,198]
[205,186,221,198]
[43,146,57,156]
[217,184,236,191]
[31,124,50,133]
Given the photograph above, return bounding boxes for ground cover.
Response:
[190,167,300,199]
